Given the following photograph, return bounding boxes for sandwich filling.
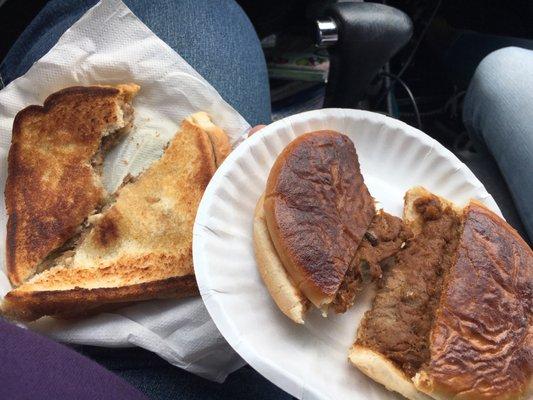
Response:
[90,102,134,175]
[355,195,462,377]
[332,211,413,313]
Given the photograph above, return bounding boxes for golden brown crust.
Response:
[415,201,533,400]
[2,113,226,322]
[264,131,375,308]
[6,84,139,286]
[186,112,231,166]
[2,274,198,321]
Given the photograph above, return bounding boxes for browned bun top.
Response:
[422,200,533,400]
[263,130,375,308]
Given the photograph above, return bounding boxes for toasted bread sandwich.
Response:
[350,187,532,400]
[5,84,140,286]
[253,131,411,323]
[2,112,230,321]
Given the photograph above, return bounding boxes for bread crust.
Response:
[186,112,231,166]
[414,200,533,400]
[253,194,309,324]
[264,131,375,308]
[349,345,431,400]
[2,112,227,321]
[6,84,140,286]
[353,187,532,400]
[2,274,197,321]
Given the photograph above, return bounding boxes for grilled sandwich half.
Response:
[2,112,230,321]
[5,84,140,286]
[349,187,532,400]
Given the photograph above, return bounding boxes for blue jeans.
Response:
[0,0,271,126]
[0,1,285,399]
[464,46,533,240]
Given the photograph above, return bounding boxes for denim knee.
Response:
[463,46,530,142]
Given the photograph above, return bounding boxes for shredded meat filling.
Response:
[332,211,413,313]
[355,196,462,377]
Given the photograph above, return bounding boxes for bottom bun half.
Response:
[253,194,309,324]
[349,345,432,400]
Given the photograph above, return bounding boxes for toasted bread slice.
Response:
[5,84,140,286]
[2,113,229,321]
[186,112,231,166]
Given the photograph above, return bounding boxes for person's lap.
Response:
[1,0,532,397]
[0,0,271,126]
[463,46,533,240]
[0,0,283,398]
[0,319,148,400]
[77,345,290,400]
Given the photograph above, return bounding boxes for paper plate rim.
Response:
[193,108,500,399]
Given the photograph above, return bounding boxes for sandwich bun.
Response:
[349,344,431,400]
[263,130,375,309]
[350,187,533,400]
[253,195,309,324]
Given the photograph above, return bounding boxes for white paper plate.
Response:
[193,109,501,400]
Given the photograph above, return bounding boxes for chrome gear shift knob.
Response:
[315,18,338,47]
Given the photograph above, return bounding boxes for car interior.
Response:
[239,0,532,242]
[1,0,531,242]
[0,1,531,399]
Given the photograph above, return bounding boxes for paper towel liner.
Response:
[193,108,501,399]
[0,0,250,381]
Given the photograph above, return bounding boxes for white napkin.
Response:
[0,0,249,382]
